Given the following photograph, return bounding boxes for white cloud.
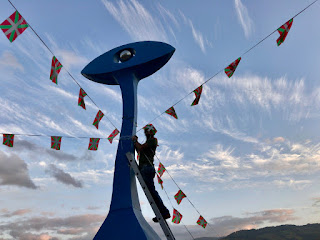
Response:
[179,11,212,53]
[101,0,168,42]
[0,51,24,72]
[273,179,311,190]
[234,0,254,38]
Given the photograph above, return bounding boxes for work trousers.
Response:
[140,165,170,216]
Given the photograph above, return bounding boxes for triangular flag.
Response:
[88,138,100,150]
[191,85,203,106]
[50,56,63,84]
[93,110,104,129]
[3,134,14,147]
[165,106,178,119]
[277,18,293,46]
[172,209,183,224]
[174,190,186,205]
[51,136,62,150]
[197,215,208,229]
[157,174,163,189]
[0,11,28,43]
[157,163,166,177]
[78,88,87,109]
[225,57,241,78]
[108,129,119,143]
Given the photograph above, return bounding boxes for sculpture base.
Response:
[94,207,161,240]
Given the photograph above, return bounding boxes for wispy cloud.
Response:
[179,11,212,53]
[234,0,254,38]
[0,51,24,72]
[101,0,168,42]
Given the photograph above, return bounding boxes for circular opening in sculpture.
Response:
[119,49,133,62]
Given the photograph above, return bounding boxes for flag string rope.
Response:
[137,144,219,238]
[153,153,221,237]
[6,0,119,130]
[128,145,196,239]
[136,0,319,133]
[0,132,119,140]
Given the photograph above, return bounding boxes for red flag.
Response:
[174,190,186,205]
[93,110,104,129]
[50,56,63,84]
[225,58,241,78]
[3,134,14,147]
[165,106,178,119]
[78,88,87,109]
[277,18,293,46]
[88,138,100,150]
[157,163,166,177]
[196,215,208,228]
[172,209,183,224]
[0,11,28,42]
[157,174,163,189]
[51,136,62,150]
[108,129,119,143]
[191,85,203,106]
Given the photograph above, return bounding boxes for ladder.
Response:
[126,152,176,240]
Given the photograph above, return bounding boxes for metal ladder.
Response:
[126,152,176,240]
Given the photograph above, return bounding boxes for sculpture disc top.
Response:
[81,41,175,85]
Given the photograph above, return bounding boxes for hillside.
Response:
[220,223,320,240]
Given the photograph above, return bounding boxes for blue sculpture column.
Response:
[81,41,175,240]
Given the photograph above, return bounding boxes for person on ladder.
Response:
[132,124,171,222]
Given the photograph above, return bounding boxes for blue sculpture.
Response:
[81,41,175,239]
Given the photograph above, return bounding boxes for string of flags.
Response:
[155,161,209,228]
[0,1,317,235]
[0,3,315,137]
[137,2,317,130]
[161,15,293,122]
[2,130,120,149]
[0,7,119,137]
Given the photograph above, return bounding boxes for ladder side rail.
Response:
[126,152,175,240]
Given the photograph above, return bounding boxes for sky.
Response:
[0,0,320,239]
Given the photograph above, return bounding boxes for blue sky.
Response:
[0,0,320,239]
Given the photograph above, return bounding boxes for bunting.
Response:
[277,18,293,46]
[51,136,62,150]
[108,129,119,143]
[0,11,28,43]
[172,209,183,224]
[191,85,203,106]
[50,56,63,84]
[93,110,104,129]
[78,88,87,109]
[157,162,166,177]
[3,134,14,147]
[225,57,241,78]
[88,138,100,150]
[196,215,208,229]
[157,174,163,189]
[165,106,178,119]
[174,190,186,205]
